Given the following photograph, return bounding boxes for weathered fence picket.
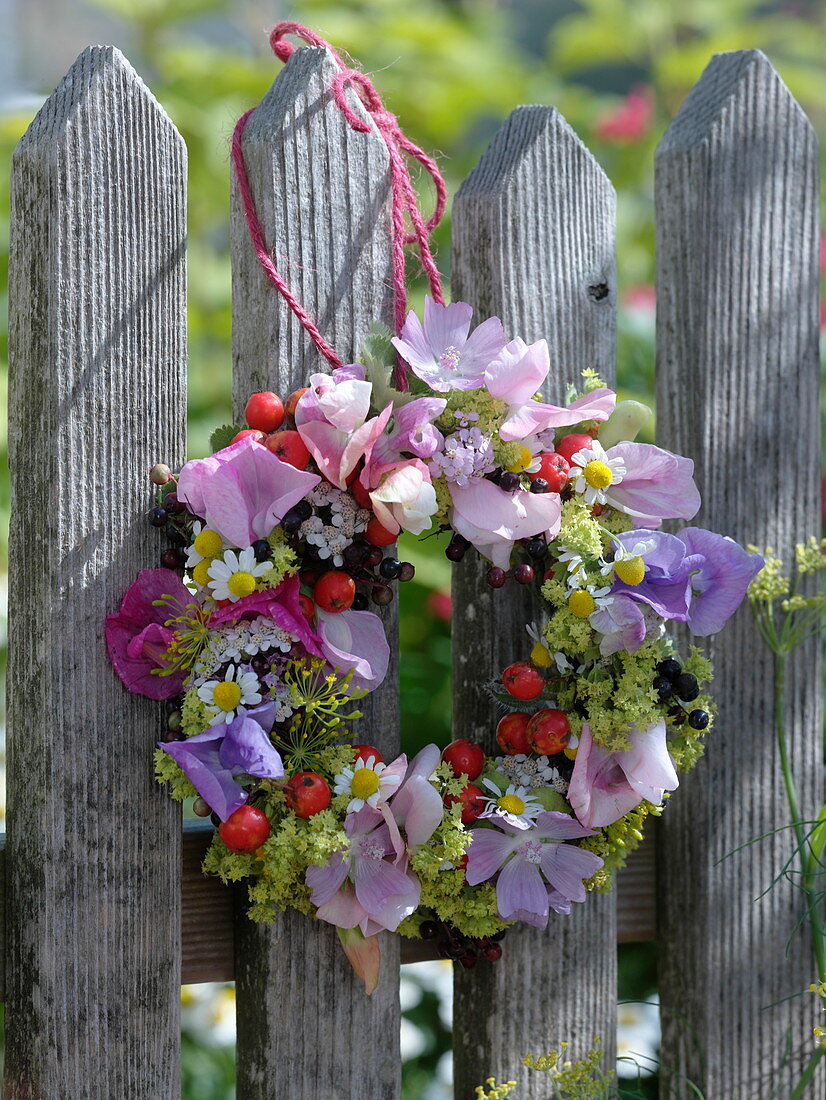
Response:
[450,106,618,1096]
[229,45,401,1099]
[655,50,823,1098]
[6,46,187,1097]
[3,36,823,1100]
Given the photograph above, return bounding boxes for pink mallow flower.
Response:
[364,458,438,536]
[466,812,603,928]
[177,435,320,548]
[106,569,191,699]
[483,337,616,441]
[450,477,561,569]
[306,807,421,936]
[568,722,679,829]
[392,297,507,392]
[295,368,393,490]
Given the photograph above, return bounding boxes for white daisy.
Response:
[608,535,657,587]
[207,547,272,602]
[198,664,262,721]
[185,521,226,568]
[478,779,543,830]
[569,439,627,506]
[333,756,401,813]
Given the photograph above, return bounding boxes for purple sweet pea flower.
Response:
[450,478,562,569]
[106,569,192,699]
[159,701,282,822]
[599,442,701,525]
[315,607,391,692]
[297,400,393,490]
[391,297,506,392]
[307,807,421,935]
[465,812,603,928]
[589,593,647,656]
[568,722,678,829]
[677,527,764,636]
[610,529,694,621]
[371,396,447,464]
[177,436,320,548]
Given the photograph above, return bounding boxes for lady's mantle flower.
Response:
[198,664,262,721]
[466,812,604,928]
[479,780,543,830]
[334,754,406,812]
[570,439,627,506]
[207,547,273,602]
[391,297,506,392]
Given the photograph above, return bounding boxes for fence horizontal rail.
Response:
[0,823,655,998]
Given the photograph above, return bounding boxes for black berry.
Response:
[150,506,168,527]
[379,557,402,580]
[419,920,438,940]
[281,508,303,534]
[352,592,369,611]
[251,654,271,675]
[161,548,182,569]
[499,471,520,493]
[252,539,272,563]
[653,675,674,700]
[657,657,682,680]
[530,478,549,494]
[524,537,546,560]
[674,672,699,701]
[688,709,710,730]
[372,585,393,607]
[398,562,415,582]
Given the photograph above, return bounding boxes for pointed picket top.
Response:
[658,49,813,156]
[231,44,393,405]
[453,104,615,396]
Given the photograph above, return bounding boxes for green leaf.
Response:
[209,424,244,453]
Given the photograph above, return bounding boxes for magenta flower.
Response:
[450,478,562,568]
[678,527,764,636]
[315,607,391,691]
[209,575,325,659]
[568,722,678,829]
[176,436,320,548]
[599,442,701,525]
[159,701,282,821]
[482,338,616,441]
[306,807,421,935]
[465,812,603,928]
[391,297,506,392]
[106,568,191,699]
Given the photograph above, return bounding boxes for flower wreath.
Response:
[106,24,762,991]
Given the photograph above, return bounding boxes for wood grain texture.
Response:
[6,46,187,1098]
[655,50,823,1099]
[450,105,618,1098]
[229,45,401,1100]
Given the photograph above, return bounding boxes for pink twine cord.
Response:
[231,21,448,391]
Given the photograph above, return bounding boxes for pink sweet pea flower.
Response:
[389,745,444,849]
[106,569,191,699]
[371,396,447,464]
[568,722,679,829]
[177,436,320,548]
[315,607,391,691]
[450,478,562,569]
[365,459,438,536]
[296,377,393,489]
[391,297,506,392]
[599,442,701,525]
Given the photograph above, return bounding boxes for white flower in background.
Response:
[207,547,272,602]
[569,439,627,506]
[478,780,543,830]
[617,996,660,1079]
[198,664,262,721]
[181,983,236,1047]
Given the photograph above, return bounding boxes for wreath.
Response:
[106,23,762,992]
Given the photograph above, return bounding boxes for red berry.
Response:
[314,571,356,613]
[365,516,397,547]
[529,452,570,493]
[231,428,266,446]
[502,661,545,700]
[496,712,532,755]
[285,772,332,818]
[284,388,309,421]
[526,708,571,755]
[441,738,485,781]
[351,744,384,765]
[265,430,311,469]
[444,783,486,825]
[514,563,534,585]
[245,391,285,433]
[218,804,270,852]
[298,592,316,622]
[352,478,373,510]
[486,566,507,589]
[555,433,593,464]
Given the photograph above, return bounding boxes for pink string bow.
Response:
[231,21,447,391]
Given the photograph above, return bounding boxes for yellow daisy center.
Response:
[351,769,380,800]
[530,640,553,668]
[498,794,526,815]
[192,560,212,588]
[228,571,257,599]
[583,459,613,489]
[505,445,534,474]
[194,528,223,558]
[614,556,646,586]
[213,681,242,712]
[568,589,595,618]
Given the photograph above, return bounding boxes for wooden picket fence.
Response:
[4,40,823,1099]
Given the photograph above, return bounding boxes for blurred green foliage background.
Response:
[1,0,825,1095]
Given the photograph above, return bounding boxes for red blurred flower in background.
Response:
[595,85,654,144]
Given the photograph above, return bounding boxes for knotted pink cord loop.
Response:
[232,21,448,391]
